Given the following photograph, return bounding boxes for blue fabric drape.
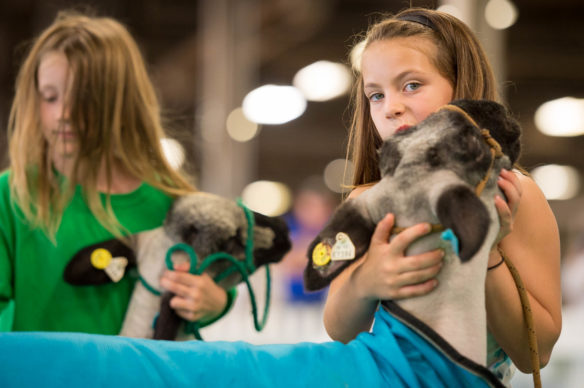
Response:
[0,307,496,387]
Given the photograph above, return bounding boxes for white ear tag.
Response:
[104,257,128,283]
[331,232,356,261]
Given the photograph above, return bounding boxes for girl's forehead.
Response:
[37,51,70,87]
[365,36,438,61]
[361,37,439,77]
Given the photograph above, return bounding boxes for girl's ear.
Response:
[64,238,136,285]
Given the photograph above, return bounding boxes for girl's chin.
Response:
[51,149,78,165]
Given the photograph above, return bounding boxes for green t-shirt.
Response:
[0,170,173,334]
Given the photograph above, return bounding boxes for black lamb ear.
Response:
[450,99,522,164]
[251,212,292,268]
[436,185,490,262]
[303,200,376,291]
[64,239,136,285]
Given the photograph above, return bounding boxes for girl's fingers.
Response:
[498,169,522,215]
[393,278,439,299]
[160,274,199,298]
[170,303,201,322]
[370,213,395,244]
[395,260,442,287]
[389,222,432,254]
[398,249,444,273]
[173,261,190,272]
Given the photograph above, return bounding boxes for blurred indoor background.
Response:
[1,0,583,386]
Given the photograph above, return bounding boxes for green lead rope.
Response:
[140,198,272,340]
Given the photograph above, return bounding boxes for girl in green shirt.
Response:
[0,11,231,334]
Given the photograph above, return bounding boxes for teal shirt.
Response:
[0,170,173,334]
[487,330,515,385]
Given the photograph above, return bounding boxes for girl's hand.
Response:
[493,169,523,245]
[160,262,228,322]
[351,213,444,301]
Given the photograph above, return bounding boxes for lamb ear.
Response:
[435,185,490,262]
[303,200,375,291]
[64,238,137,285]
[450,99,522,164]
[251,212,292,268]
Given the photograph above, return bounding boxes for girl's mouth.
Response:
[53,130,76,140]
[395,124,411,134]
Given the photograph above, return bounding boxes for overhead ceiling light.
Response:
[241,180,292,216]
[226,107,259,142]
[160,138,185,170]
[242,85,306,125]
[535,97,584,137]
[323,158,353,194]
[293,61,353,102]
[350,40,366,73]
[530,164,581,200]
[485,0,518,30]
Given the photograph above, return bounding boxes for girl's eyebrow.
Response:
[363,81,381,90]
[364,70,426,90]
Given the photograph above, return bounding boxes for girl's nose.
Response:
[385,97,405,118]
[59,105,70,121]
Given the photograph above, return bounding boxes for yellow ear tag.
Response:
[312,242,332,268]
[91,248,112,270]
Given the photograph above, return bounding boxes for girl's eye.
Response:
[404,82,421,92]
[40,94,58,103]
[369,92,383,102]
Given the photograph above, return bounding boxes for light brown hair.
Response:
[347,8,499,187]
[8,11,196,240]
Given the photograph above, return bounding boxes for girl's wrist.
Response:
[350,265,375,303]
[199,288,237,327]
[487,247,502,268]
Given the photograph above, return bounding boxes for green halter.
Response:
[140,198,272,340]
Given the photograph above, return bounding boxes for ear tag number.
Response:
[104,257,128,283]
[331,232,356,261]
[312,242,332,268]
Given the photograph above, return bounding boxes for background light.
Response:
[323,158,353,194]
[226,107,260,142]
[531,164,581,200]
[242,85,306,125]
[485,0,518,30]
[160,138,185,170]
[535,97,584,137]
[241,180,292,216]
[293,61,352,102]
[350,40,366,73]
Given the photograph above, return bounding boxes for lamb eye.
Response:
[181,224,199,244]
[426,146,442,167]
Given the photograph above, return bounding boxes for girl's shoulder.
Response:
[348,182,377,199]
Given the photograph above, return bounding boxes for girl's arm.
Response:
[323,187,444,343]
[486,171,562,372]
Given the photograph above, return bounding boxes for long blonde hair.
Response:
[347,8,500,187]
[8,11,196,240]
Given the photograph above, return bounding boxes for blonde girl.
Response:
[0,11,230,334]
